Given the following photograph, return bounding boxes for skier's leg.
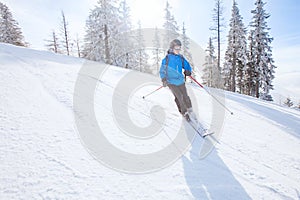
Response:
[174,97,182,113]
[179,83,192,109]
[168,84,186,114]
[168,84,192,121]
[178,83,197,120]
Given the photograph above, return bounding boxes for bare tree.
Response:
[60,10,70,55]
[45,30,60,53]
[210,0,225,73]
[75,34,81,58]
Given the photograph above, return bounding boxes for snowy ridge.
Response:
[0,43,300,199]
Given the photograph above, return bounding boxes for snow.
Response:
[1,43,300,199]
[272,72,300,105]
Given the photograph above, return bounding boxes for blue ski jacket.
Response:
[160,53,192,86]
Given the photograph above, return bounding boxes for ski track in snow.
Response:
[0,43,300,200]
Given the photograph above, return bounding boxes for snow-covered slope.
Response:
[1,43,300,200]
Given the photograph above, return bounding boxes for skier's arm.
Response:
[183,58,192,76]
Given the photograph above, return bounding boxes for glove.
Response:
[184,70,191,76]
[162,78,167,87]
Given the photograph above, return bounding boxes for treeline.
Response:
[0,0,193,74]
[80,0,193,75]
[202,0,276,101]
[0,0,276,101]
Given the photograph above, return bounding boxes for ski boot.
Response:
[183,112,191,122]
[187,107,197,120]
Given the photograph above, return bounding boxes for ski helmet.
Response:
[170,39,182,49]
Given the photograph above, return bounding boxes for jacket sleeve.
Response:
[183,57,192,72]
[160,58,167,79]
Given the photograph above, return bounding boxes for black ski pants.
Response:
[168,83,192,115]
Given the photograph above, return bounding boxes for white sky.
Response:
[1,0,300,74]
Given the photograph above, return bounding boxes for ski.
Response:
[186,118,220,144]
[185,117,214,138]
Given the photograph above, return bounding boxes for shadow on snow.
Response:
[182,123,251,200]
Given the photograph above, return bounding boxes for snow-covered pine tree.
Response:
[118,0,131,34]
[284,97,293,108]
[163,1,179,48]
[135,21,149,73]
[210,0,225,74]
[245,30,256,96]
[82,14,104,61]
[60,11,70,56]
[202,37,220,88]
[0,2,26,46]
[249,0,276,100]
[223,0,247,93]
[83,0,119,64]
[152,27,163,75]
[45,30,60,53]
[181,22,194,76]
[114,0,133,67]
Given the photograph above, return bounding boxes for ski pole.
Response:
[189,76,234,115]
[142,86,164,99]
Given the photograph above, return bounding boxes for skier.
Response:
[160,39,194,121]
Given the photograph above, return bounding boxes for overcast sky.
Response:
[2,0,300,74]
